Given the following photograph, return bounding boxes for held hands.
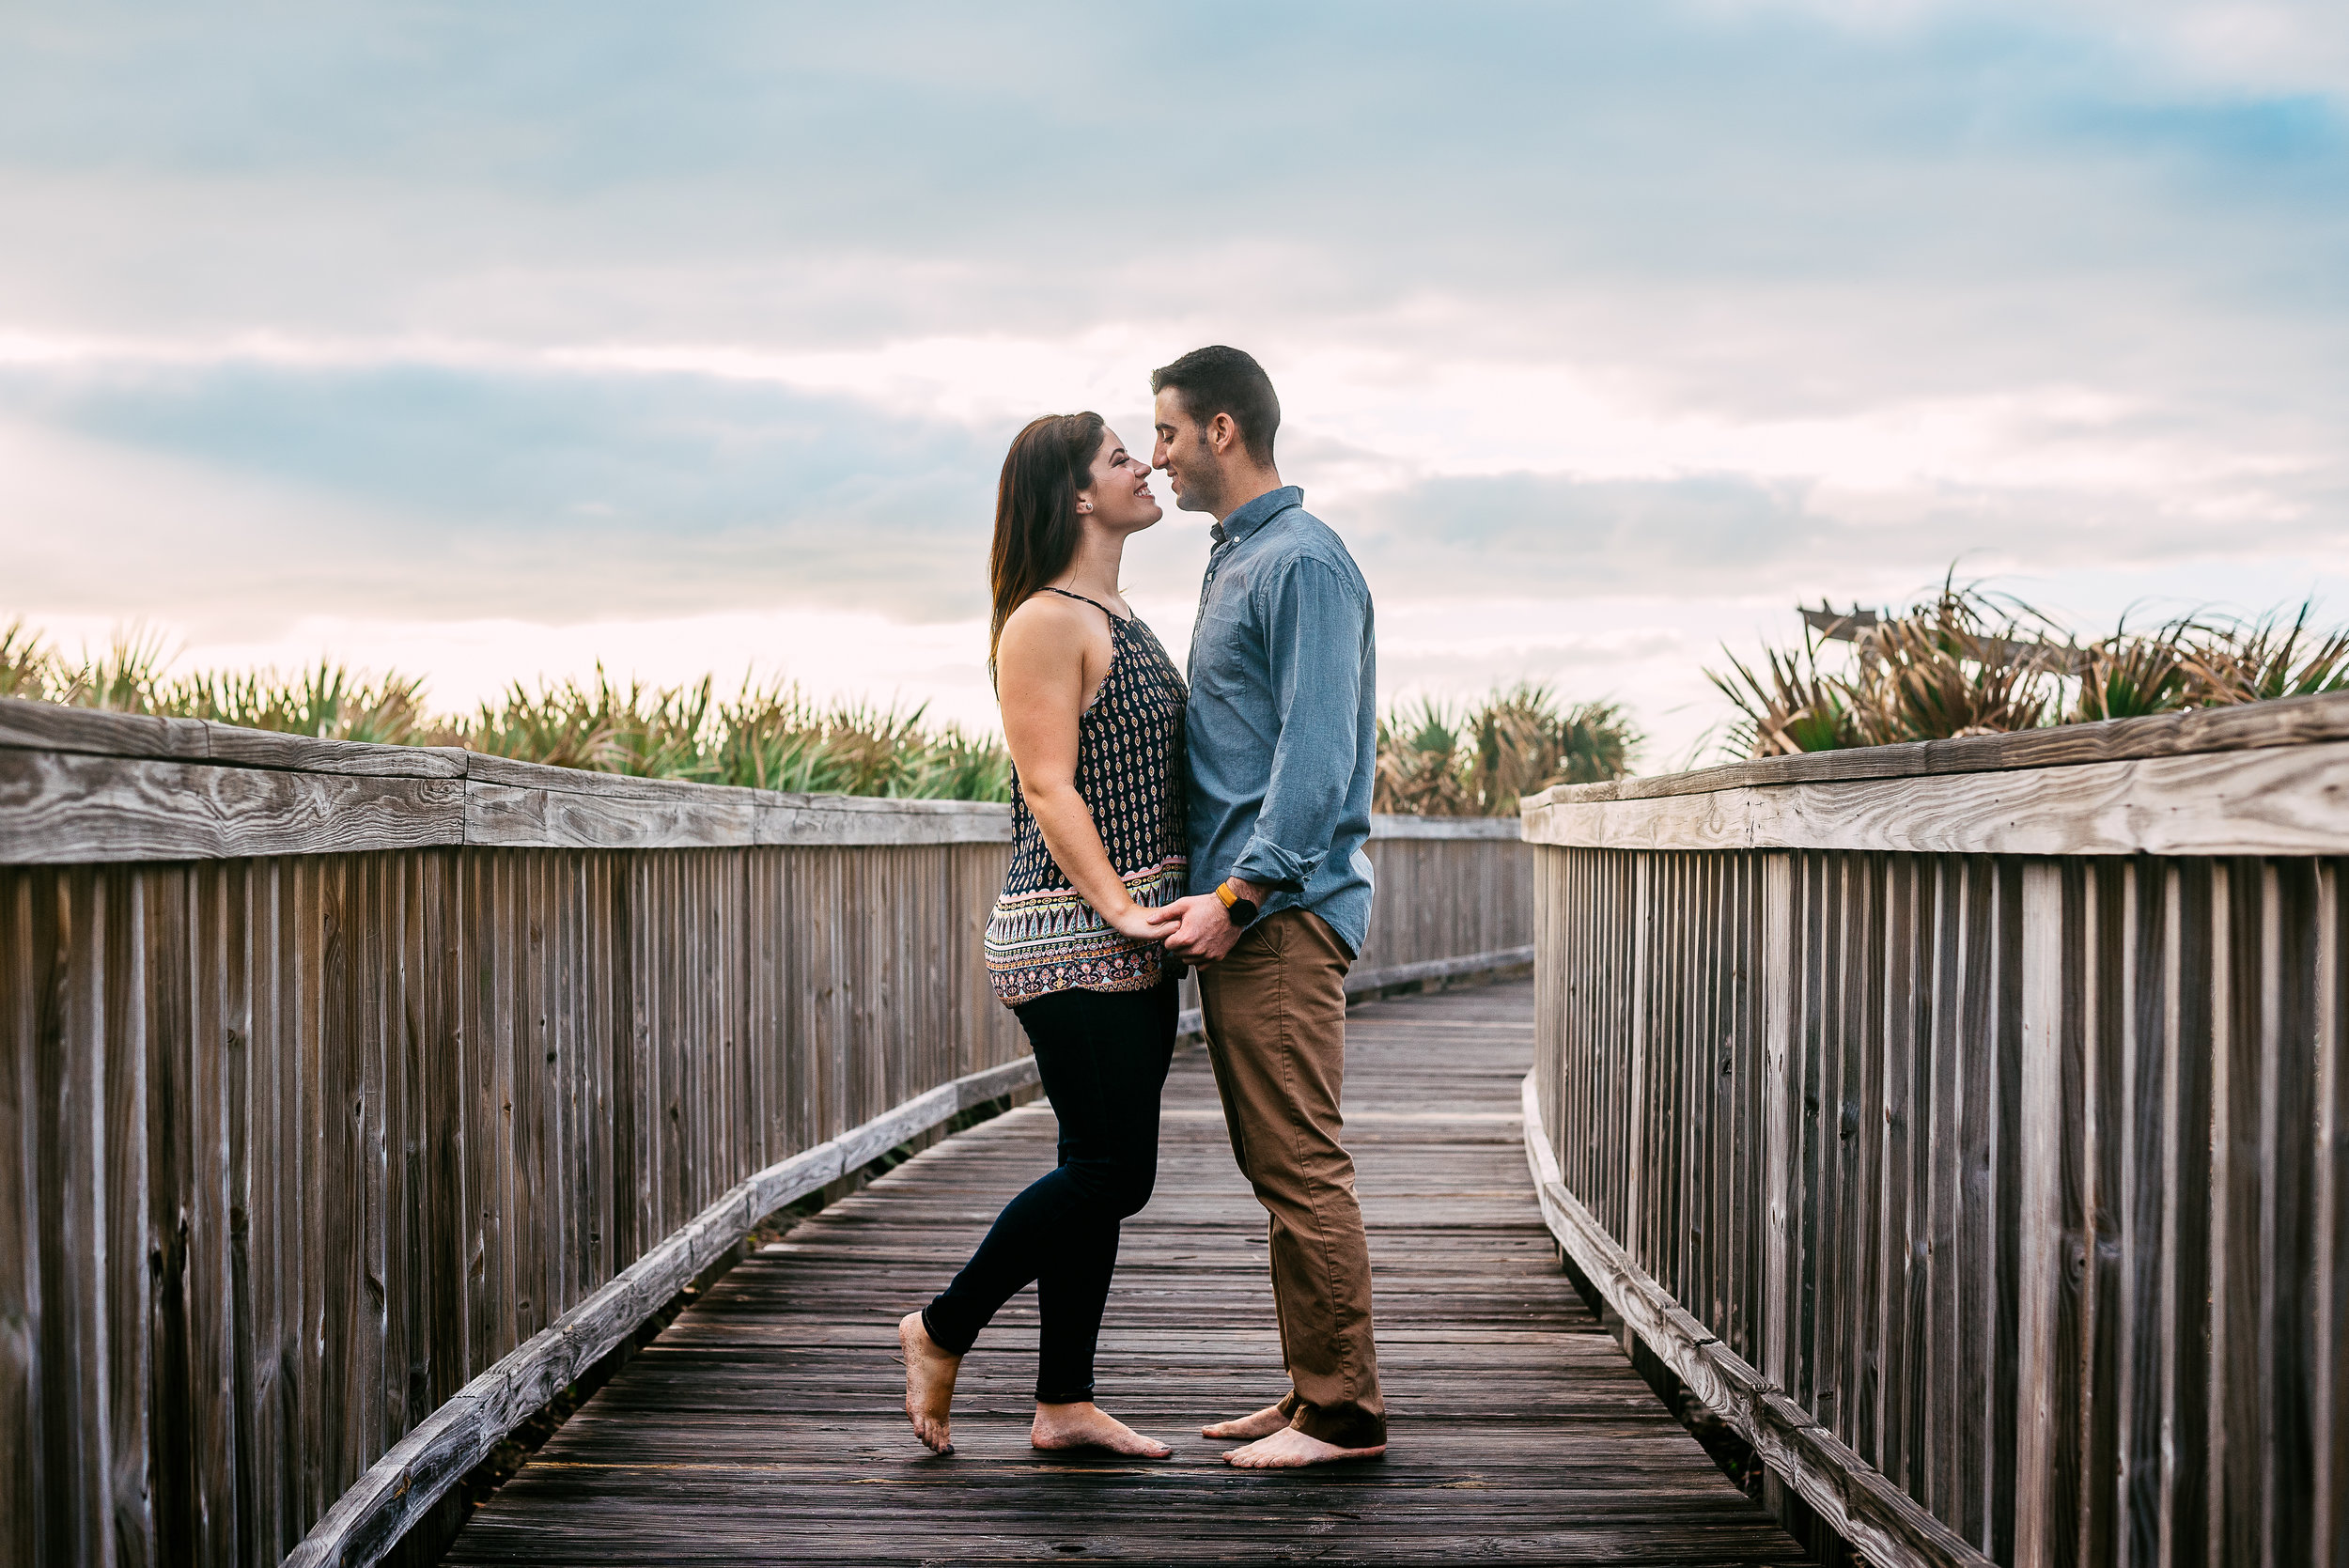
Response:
[1107,901,1183,942]
[1161,893,1244,964]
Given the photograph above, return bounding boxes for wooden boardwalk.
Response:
[446,981,1810,1566]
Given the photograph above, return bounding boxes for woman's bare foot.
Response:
[1031,1402,1174,1459]
[899,1312,960,1454]
[1200,1402,1290,1440]
[1222,1426,1387,1468]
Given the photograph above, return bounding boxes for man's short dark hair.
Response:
[1151,346,1280,466]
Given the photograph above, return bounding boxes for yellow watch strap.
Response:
[1215,880,1239,909]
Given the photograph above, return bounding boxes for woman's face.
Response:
[1079,428,1163,533]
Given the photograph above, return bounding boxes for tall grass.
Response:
[1709,581,2349,760]
[0,619,1015,802]
[1375,684,1640,815]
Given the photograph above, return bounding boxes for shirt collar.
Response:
[1210,485,1302,547]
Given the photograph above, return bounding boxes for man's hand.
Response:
[1161,893,1244,964]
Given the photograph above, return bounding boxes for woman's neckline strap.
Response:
[1040,585,1131,624]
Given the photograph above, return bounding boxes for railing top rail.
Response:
[1519,691,2349,858]
[0,695,1012,862]
[1521,689,2349,809]
[0,696,1520,863]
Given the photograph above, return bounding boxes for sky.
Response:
[4,0,2346,765]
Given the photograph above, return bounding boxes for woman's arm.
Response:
[997,598,1176,942]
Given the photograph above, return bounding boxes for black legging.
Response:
[921,977,1176,1404]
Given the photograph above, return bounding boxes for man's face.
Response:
[1152,387,1224,518]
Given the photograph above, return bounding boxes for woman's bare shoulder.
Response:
[1000,591,1105,649]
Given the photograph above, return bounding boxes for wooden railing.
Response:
[1517,693,2349,1568]
[0,698,1528,1568]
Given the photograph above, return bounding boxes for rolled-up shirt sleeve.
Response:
[1227,558,1368,891]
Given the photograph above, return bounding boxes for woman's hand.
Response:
[1105,901,1180,942]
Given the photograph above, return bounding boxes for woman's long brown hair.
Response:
[988,411,1106,684]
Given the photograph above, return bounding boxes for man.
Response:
[1152,346,1386,1469]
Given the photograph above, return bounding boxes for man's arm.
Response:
[1164,558,1366,962]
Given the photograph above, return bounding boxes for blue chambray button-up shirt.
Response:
[1183,485,1377,956]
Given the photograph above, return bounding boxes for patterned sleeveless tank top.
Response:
[984,589,1189,1006]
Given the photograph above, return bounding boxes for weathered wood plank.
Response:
[461,781,756,851]
[0,870,44,1568]
[754,793,1012,846]
[0,752,466,865]
[0,697,467,779]
[2315,862,2347,1568]
[2166,860,2217,1566]
[1762,852,1794,1401]
[199,734,466,781]
[2216,859,2266,1568]
[1526,689,2349,806]
[0,698,212,762]
[1522,737,2349,859]
[2268,859,2321,1568]
[2009,863,2064,1568]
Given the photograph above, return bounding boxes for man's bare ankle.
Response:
[1200,1401,1290,1439]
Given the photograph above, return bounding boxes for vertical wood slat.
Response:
[2214,860,2263,1568]
[0,873,40,1565]
[2316,862,2347,1568]
[1762,851,1794,1399]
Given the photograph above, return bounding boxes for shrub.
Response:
[1710,578,2349,760]
[1377,683,1640,815]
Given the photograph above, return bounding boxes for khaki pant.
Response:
[1196,909,1386,1449]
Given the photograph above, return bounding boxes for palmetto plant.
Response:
[0,618,56,701]
[171,662,440,745]
[2073,622,2197,723]
[1710,637,1862,757]
[61,624,177,713]
[1470,684,1639,814]
[2180,605,2349,705]
[1710,578,2349,761]
[462,671,719,778]
[1375,698,1475,815]
[1376,685,1640,815]
[1841,585,2056,744]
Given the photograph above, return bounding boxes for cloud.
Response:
[0,365,1014,624]
[1344,465,2349,607]
[1711,2,2349,99]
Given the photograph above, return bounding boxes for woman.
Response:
[898,412,1189,1459]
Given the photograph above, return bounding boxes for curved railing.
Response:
[1517,692,2349,1568]
[0,697,1528,1568]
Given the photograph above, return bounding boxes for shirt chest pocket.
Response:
[1194,597,1261,687]
[1194,564,1261,675]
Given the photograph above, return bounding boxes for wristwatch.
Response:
[1215,880,1260,928]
